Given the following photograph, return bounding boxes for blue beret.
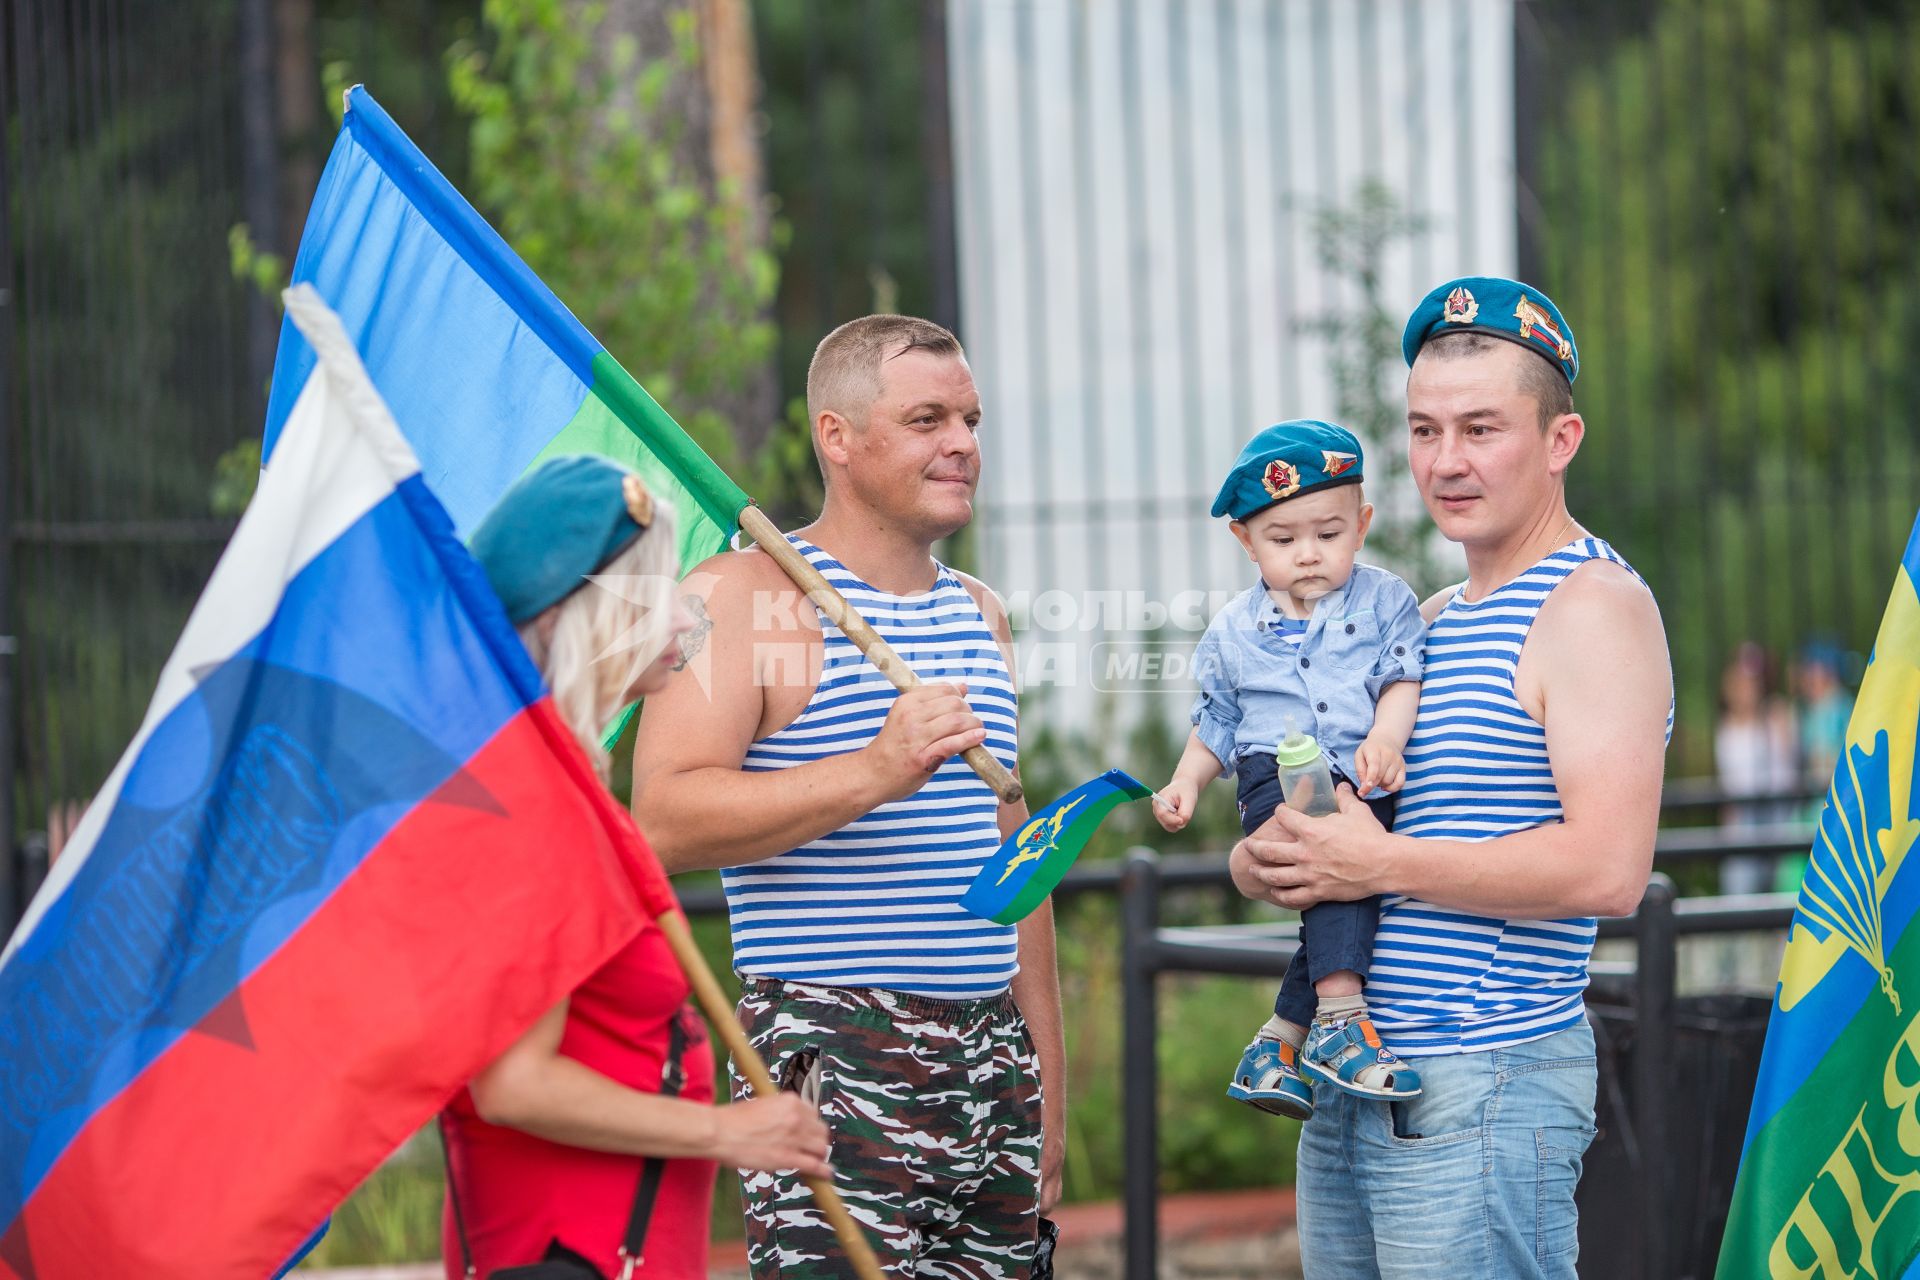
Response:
[1210,420,1365,522]
[470,455,657,624]
[1402,276,1579,385]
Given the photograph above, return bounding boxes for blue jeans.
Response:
[1295,1021,1598,1278]
[1235,754,1395,1025]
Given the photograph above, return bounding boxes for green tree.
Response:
[1535,0,1920,767]
[447,0,779,468]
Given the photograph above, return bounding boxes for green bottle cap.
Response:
[1274,727,1323,768]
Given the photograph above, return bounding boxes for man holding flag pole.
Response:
[633,314,1063,1277]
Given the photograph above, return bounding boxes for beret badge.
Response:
[1442,286,1479,324]
[1261,458,1301,501]
[1322,450,1358,478]
[622,473,656,528]
[1515,296,1574,362]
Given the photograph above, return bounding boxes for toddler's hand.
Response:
[1154,778,1200,832]
[1354,738,1406,794]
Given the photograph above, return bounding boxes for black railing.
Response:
[1649,778,1827,816]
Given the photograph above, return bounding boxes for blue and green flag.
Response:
[960,770,1153,924]
[1717,510,1920,1278]
[266,87,753,750]
[267,88,748,564]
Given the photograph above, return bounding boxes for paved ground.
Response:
[311,1186,1303,1279]
[704,1186,1302,1279]
[1038,1188,1302,1280]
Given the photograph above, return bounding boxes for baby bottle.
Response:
[1274,721,1339,818]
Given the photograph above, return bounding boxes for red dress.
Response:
[441,916,717,1278]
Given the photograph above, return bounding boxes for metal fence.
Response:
[658,819,1810,1277]
[0,0,254,923]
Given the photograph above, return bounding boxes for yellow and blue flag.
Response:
[960,770,1152,924]
[1718,510,1920,1278]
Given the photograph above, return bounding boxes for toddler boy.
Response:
[1155,420,1425,1118]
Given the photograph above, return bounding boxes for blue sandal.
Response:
[1226,1036,1315,1119]
[1300,1015,1422,1100]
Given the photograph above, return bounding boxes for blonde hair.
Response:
[517,497,680,775]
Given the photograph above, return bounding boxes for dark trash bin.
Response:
[1576,985,1773,1280]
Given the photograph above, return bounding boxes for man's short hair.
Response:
[806,314,964,429]
[1419,331,1574,428]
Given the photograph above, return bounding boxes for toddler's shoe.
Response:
[1226,1036,1315,1119]
[1300,1013,1422,1100]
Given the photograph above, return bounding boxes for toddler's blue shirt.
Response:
[1188,563,1426,782]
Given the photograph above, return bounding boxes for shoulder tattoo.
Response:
[671,594,713,671]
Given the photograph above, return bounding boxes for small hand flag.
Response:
[960,770,1154,923]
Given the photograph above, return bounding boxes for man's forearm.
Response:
[1377,820,1652,919]
[1010,901,1067,1205]
[637,750,891,872]
[1233,812,1655,921]
[1010,902,1066,1075]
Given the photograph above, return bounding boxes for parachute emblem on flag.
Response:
[960,770,1153,924]
[996,797,1087,887]
[1794,733,1912,1014]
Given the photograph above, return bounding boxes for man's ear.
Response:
[816,408,855,470]
[1546,412,1585,477]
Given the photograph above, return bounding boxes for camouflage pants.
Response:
[731,978,1043,1278]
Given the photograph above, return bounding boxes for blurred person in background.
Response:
[1714,640,1798,896]
[1774,637,1857,891]
[1793,637,1854,791]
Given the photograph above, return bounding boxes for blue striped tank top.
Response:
[723,536,1022,998]
[1368,538,1671,1055]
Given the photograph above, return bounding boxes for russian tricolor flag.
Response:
[0,287,671,1277]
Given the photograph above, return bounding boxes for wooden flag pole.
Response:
[654,910,887,1280]
[736,505,1022,805]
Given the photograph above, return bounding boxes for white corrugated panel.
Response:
[950,0,1509,735]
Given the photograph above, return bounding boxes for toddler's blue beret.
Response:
[470,455,657,624]
[1402,276,1579,385]
[1210,420,1365,522]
